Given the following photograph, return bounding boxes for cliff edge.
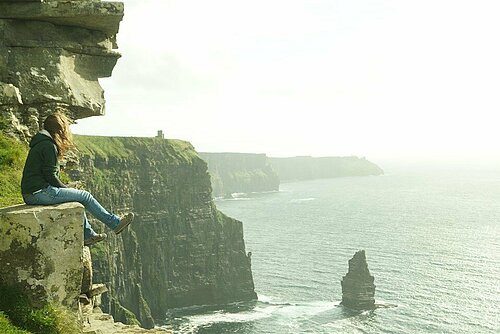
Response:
[69,135,257,326]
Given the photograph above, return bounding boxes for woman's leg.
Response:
[26,185,120,231]
[83,212,97,239]
[24,189,99,238]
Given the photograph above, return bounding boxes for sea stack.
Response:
[341,250,376,309]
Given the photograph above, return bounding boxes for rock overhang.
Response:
[0,0,125,141]
[0,1,124,37]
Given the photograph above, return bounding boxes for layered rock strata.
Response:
[0,0,124,142]
[0,202,84,309]
[70,135,257,326]
[199,152,279,197]
[341,250,376,310]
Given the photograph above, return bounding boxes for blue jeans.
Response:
[23,185,120,240]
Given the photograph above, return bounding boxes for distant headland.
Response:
[200,153,383,197]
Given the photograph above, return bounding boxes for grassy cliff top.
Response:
[74,135,200,164]
[0,134,27,207]
[0,312,31,334]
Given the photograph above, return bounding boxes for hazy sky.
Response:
[72,0,500,162]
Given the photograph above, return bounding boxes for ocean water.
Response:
[162,167,500,333]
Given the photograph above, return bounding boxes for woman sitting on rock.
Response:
[21,112,134,246]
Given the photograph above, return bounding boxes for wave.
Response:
[257,294,274,303]
[216,191,280,201]
[223,197,252,201]
[250,190,281,195]
[166,298,341,331]
[182,307,275,326]
[290,197,316,203]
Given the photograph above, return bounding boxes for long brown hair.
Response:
[43,112,74,158]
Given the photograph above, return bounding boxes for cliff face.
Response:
[200,153,383,195]
[199,152,280,197]
[0,1,256,329]
[269,156,384,181]
[69,136,257,326]
[0,0,123,142]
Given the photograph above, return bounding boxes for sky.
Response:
[72,0,500,163]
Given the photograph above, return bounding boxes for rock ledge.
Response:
[0,0,124,36]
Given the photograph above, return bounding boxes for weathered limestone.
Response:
[0,0,123,142]
[0,202,84,308]
[0,83,22,104]
[341,250,376,310]
[82,246,93,296]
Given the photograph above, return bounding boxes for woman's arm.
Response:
[40,142,67,188]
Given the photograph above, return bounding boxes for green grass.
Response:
[0,134,28,207]
[74,135,135,159]
[0,312,32,334]
[0,286,80,334]
[89,238,107,259]
[75,134,199,163]
[165,138,199,162]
